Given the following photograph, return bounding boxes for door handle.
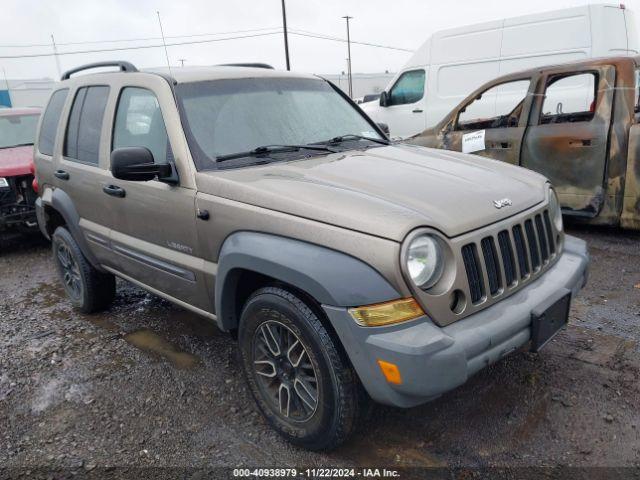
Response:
[488,142,512,149]
[412,108,424,113]
[54,170,69,180]
[569,139,593,147]
[196,209,210,221]
[102,185,126,198]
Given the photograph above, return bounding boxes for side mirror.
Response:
[379,91,389,107]
[110,147,172,182]
[377,122,390,136]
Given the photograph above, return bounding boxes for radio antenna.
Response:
[156,11,173,76]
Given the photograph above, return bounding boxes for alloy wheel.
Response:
[56,242,82,300]
[252,320,319,422]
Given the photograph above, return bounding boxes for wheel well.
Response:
[230,269,349,360]
[44,206,66,236]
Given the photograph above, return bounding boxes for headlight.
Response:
[549,188,563,231]
[406,235,444,289]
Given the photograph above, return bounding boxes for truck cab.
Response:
[411,56,640,231]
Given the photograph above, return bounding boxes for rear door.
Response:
[443,78,534,165]
[55,85,116,265]
[521,66,615,216]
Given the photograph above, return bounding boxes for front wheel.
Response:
[238,286,362,451]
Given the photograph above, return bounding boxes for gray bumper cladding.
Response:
[323,235,589,408]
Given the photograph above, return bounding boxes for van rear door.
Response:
[520,65,616,217]
[589,4,639,56]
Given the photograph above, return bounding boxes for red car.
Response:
[0,107,41,232]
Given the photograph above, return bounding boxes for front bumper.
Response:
[0,203,37,230]
[323,234,589,408]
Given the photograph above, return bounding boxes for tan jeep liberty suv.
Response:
[34,61,589,451]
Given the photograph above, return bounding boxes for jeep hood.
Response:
[196,144,548,241]
[0,145,34,177]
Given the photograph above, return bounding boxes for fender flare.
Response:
[215,232,401,331]
[44,187,103,270]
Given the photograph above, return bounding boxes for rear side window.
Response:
[38,89,68,156]
[540,72,596,125]
[64,86,109,164]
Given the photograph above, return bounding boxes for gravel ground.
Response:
[0,226,639,477]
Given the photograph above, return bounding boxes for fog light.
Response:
[348,298,424,327]
[377,360,402,385]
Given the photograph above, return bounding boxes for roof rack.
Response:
[61,61,138,81]
[218,63,274,70]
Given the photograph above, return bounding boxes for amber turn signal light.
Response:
[377,359,402,385]
[348,298,424,327]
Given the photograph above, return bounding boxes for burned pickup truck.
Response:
[411,56,640,230]
[0,107,40,232]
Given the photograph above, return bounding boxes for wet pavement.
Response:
[0,226,639,474]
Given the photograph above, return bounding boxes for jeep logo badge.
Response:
[493,198,513,209]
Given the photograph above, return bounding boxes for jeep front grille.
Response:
[461,244,484,303]
[461,209,558,305]
[497,230,516,287]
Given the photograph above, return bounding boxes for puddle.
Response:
[337,430,446,467]
[124,329,200,370]
[27,282,67,309]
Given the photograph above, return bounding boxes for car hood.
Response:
[196,144,548,241]
[0,145,34,177]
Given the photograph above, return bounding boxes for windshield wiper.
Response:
[318,134,390,146]
[216,144,337,163]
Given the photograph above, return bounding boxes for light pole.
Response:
[342,16,353,98]
[281,0,291,70]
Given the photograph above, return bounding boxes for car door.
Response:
[521,66,615,216]
[377,69,427,138]
[442,78,534,165]
[103,79,211,312]
[54,84,117,266]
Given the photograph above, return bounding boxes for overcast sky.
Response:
[2,0,639,80]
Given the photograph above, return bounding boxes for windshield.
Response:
[175,77,382,170]
[0,114,40,149]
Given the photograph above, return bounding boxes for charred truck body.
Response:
[411,56,640,231]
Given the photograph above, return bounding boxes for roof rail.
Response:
[218,63,274,70]
[61,61,138,81]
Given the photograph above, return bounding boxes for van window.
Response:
[457,80,530,130]
[540,72,596,125]
[388,70,425,106]
[64,86,109,165]
[112,87,170,164]
[38,89,68,156]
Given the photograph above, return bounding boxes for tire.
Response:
[51,226,116,313]
[238,286,362,451]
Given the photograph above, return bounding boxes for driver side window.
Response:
[456,79,531,131]
[388,70,425,106]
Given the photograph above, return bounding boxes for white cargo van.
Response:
[362,4,639,138]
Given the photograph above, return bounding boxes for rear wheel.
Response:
[52,226,115,313]
[238,286,362,451]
